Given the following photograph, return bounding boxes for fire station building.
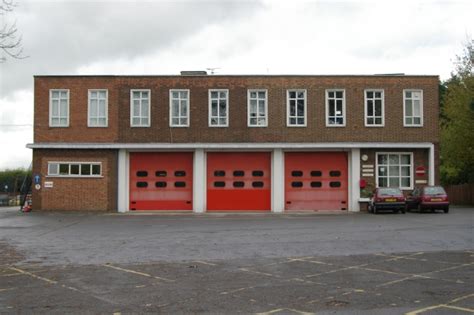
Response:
[28,74,439,212]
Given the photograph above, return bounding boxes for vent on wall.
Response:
[180,71,208,76]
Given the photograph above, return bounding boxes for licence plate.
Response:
[385,198,396,202]
[431,198,442,202]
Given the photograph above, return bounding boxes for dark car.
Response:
[406,186,450,213]
[368,187,406,214]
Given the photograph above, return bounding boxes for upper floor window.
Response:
[287,90,306,127]
[49,89,69,127]
[88,90,108,127]
[209,89,228,127]
[376,153,412,189]
[130,89,150,127]
[404,90,423,127]
[248,89,267,127]
[326,89,345,126]
[365,90,384,127]
[170,89,190,127]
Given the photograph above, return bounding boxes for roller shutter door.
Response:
[129,152,193,210]
[207,152,271,211]
[285,152,348,210]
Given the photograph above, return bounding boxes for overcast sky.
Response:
[0,0,472,170]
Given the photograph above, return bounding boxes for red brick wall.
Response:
[32,149,118,211]
[34,75,439,144]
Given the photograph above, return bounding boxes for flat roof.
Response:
[33,74,439,78]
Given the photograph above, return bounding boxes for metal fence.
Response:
[445,183,474,205]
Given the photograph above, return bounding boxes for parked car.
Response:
[406,186,450,213]
[368,187,406,214]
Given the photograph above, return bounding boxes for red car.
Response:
[406,186,450,213]
[368,187,406,214]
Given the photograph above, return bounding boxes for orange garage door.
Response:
[285,152,348,211]
[129,152,193,210]
[207,152,271,211]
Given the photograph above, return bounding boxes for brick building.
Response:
[27,74,439,212]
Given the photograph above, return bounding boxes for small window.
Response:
[311,181,322,188]
[214,181,225,188]
[287,89,306,126]
[155,182,167,188]
[248,89,268,127]
[81,164,91,176]
[59,164,69,175]
[330,181,341,188]
[88,89,108,127]
[156,171,167,177]
[326,89,345,126]
[252,170,264,177]
[175,170,186,177]
[130,89,150,127]
[311,171,322,177]
[169,89,190,127]
[137,182,148,188]
[233,181,245,188]
[175,182,186,188]
[291,171,303,177]
[92,165,101,175]
[70,164,80,175]
[329,170,341,177]
[233,170,245,177]
[48,163,59,175]
[49,89,69,127]
[291,181,303,188]
[404,90,423,127]
[214,170,225,177]
[252,181,264,188]
[137,171,148,177]
[209,89,229,127]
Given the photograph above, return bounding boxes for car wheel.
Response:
[373,206,378,214]
[418,204,423,213]
[401,208,406,214]
[431,208,435,213]
[394,209,399,214]
[444,206,449,213]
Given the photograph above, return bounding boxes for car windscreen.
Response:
[379,188,402,196]
[424,187,446,195]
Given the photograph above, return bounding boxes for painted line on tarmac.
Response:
[256,308,315,315]
[405,292,474,315]
[0,287,16,292]
[239,268,277,277]
[9,267,58,284]
[103,264,174,282]
[193,260,217,266]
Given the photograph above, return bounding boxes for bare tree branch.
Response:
[1,0,28,62]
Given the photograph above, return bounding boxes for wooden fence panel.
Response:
[445,184,474,205]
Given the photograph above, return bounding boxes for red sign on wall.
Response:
[415,166,426,177]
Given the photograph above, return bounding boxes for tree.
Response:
[440,39,474,184]
[0,168,31,194]
[0,0,26,61]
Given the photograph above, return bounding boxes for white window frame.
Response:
[130,89,151,127]
[88,89,108,127]
[49,89,70,127]
[247,89,268,127]
[47,161,102,178]
[325,89,346,127]
[286,89,307,127]
[403,89,423,127]
[208,89,229,127]
[375,152,414,190]
[364,89,385,127]
[169,89,190,127]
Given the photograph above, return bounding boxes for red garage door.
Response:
[207,152,271,211]
[129,152,193,210]
[285,152,348,211]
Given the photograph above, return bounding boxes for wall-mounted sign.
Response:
[44,181,54,188]
[34,174,41,185]
[35,184,41,190]
[361,154,369,161]
[415,166,426,177]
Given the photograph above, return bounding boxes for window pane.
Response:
[401,155,410,164]
[379,177,388,187]
[401,166,410,176]
[405,100,413,116]
[389,166,399,176]
[250,118,257,125]
[336,91,343,98]
[172,100,179,115]
[297,117,304,125]
[258,91,265,98]
[219,100,227,116]
[211,100,218,116]
[52,100,59,115]
[59,164,69,175]
[70,164,80,175]
[367,100,374,116]
[133,91,140,98]
[250,91,257,98]
[92,164,101,175]
[211,91,218,98]
[289,91,296,98]
[401,177,410,187]
[81,164,91,175]
[414,117,421,125]
[375,92,381,98]
[367,91,373,98]
[297,91,304,98]
[219,117,226,125]
[99,91,106,98]
[389,177,400,187]
[389,155,399,164]
[219,91,226,98]
[172,91,179,98]
[378,155,387,164]
[378,166,387,176]
[48,163,59,175]
[52,91,59,98]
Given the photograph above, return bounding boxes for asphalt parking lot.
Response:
[0,207,473,314]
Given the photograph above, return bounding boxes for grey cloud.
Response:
[0,1,263,98]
